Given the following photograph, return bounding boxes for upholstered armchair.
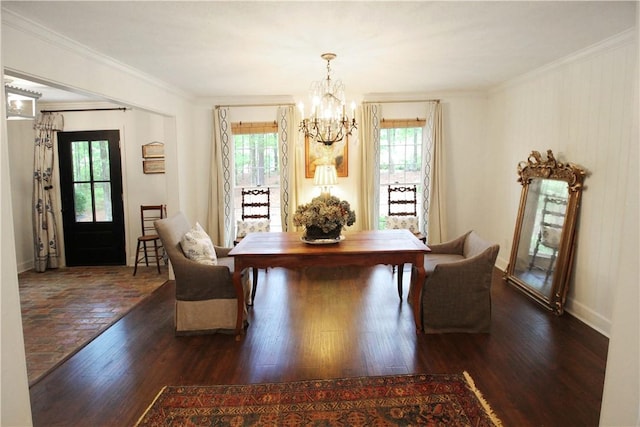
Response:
[154,212,249,335]
[420,231,499,333]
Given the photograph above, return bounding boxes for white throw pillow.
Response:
[541,225,562,249]
[236,219,270,238]
[385,215,419,234]
[180,222,217,265]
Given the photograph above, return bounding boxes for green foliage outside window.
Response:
[378,127,423,229]
[71,139,112,222]
[234,133,280,187]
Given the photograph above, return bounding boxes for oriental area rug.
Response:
[136,372,503,426]
[19,265,168,386]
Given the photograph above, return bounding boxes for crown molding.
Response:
[2,9,192,102]
[490,28,636,94]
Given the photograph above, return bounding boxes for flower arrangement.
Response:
[293,194,356,238]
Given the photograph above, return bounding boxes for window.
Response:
[378,119,426,229]
[232,122,281,231]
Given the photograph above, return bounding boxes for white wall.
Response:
[7,120,34,272]
[192,96,488,239]
[1,68,33,427]
[485,30,639,426]
[1,12,198,426]
[486,31,637,336]
[7,105,169,270]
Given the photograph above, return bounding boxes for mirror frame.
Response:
[505,150,586,314]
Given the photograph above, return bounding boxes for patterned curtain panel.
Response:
[423,102,445,244]
[277,106,299,232]
[208,106,234,246]
[33,113,64,272]
[358,103,381,230]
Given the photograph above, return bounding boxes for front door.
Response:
[57,130,126,266]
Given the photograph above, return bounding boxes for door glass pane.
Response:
[91,140,111,181]
[74,183,93,222]
[94,182,113,221]
[71,141,90,181]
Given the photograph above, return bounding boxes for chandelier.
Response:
[299,53,357,146]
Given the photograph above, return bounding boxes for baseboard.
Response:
[17,259,33,273]
[495,256,509,271]
[495,266,611,338]
[564,300,611,338]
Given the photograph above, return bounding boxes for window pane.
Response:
[234,133,280,187]
[379,127,423,228]
[233,131,281,232]
[74,183,93,222]
[71,141,90,181]
[380,127,422,185]
[91,140,111,181]
[94,182,113,221]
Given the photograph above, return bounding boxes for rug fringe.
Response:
[463,371,504,427]
[135,385,167,427]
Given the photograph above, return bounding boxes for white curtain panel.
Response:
[277,105,300,232]
[424,102,446,244]
[208,106,234,246]
[358,103,381,230]
[33,113,64,272]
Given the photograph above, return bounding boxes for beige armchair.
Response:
[420,231,499,333]
[154,212,249,335]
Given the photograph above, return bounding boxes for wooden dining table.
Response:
[228,229,430,336]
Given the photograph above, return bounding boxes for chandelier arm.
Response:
[300,52,357,146]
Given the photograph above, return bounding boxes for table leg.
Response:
[397,264,404,301]
[410,258,426,333]
[232,268,245,338]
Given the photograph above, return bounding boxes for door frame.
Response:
[56,129,126,266]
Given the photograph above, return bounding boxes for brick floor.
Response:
[18,265,168,386]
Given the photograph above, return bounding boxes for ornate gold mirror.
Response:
[505,150,586,314]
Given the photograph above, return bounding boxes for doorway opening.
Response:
[57,130,126,266]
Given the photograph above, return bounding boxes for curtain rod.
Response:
[40,107,129,113]
[215,103,296,108]
[218,101,438,108]
[363,99,440,104]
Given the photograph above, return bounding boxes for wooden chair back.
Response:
[241,188,270,220]
[140,205,166,236]
[387,184,417,217]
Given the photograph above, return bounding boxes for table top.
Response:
[229,229,429,257]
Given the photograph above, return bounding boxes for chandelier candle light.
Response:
[299,53,357,146]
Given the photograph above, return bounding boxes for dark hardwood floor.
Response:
[29,265,608,427]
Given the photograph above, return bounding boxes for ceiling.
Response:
[2,1,637,103]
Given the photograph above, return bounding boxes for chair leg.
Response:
[142,241,150,266]
[249,267,258,306]
[133,240,143,276]
[545,249,558,282]
[397,264,404,301]
[152,239,161,274]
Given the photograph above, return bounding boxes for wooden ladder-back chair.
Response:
[235,187,271,304]
[133,204,166,275]
[528,195,568,282]
[386,184,425,299]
